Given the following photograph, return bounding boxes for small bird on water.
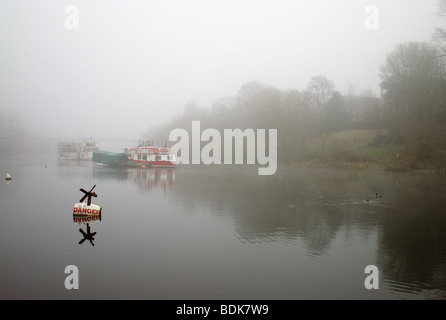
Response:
[366,193,382,202]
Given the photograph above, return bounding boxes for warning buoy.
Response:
[74,184,102,216]
[73,202,102,216]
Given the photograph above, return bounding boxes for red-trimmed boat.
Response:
[124,139,176,168]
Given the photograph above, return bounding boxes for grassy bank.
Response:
[290,129,446,171]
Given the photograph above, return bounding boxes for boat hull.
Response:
[128,159,176,168]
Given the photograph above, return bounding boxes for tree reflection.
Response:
[170,166,446,296]
[172,166,383,255]
[376,173,446,297]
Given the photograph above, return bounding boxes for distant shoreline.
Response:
[289,158,446,173]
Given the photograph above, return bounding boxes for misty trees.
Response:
[146,75,383,164]
[235,81,306,162]
[358,89,382,129]
[379,2,446,162]
[379,41,446,160]
[433,0,446,55]
[324,91,350,132]
[277,89,313,161]
[235,79,340,161]
[304,75,335,114]
[236,81,282,129]
[303,75,336,153]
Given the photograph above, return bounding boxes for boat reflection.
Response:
[130,168,175,192]
[91,167,176,192]
[57,159,176,192]
[57,159,93,167]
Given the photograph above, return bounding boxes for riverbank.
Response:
[288,129,446,172]
[290,158,446,173]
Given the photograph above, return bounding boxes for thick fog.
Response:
[0,0,440,142]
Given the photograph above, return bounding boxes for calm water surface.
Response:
[1,152,446,299]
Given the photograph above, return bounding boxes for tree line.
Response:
[147,1,446,165]
[147,77,383,164]
[378,0,446,161]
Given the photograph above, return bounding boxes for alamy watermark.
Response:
[364,5,379,30]
[169,121,277,176]
[64,265,79,289]
[63,264,378,291]
[65,5,79,30]
[364,265,379,290]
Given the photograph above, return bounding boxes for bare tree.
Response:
[304,75,335,114]
[433,0,446,56]
[380,41,446,160]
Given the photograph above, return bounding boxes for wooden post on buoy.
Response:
[73,184,102,216]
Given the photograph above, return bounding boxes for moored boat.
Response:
[58,139,99,160]
[92,150,129,167]
[124,139,176,168]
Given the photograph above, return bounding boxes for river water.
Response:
[1,152,446,300]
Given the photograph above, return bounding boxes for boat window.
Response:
[142,155,147,160]
[156,155,162,161]
[138,154,142,160]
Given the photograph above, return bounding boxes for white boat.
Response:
[57,140,99,160]
[124,139,176,168]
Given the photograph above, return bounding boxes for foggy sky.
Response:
[0,0,441,142]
